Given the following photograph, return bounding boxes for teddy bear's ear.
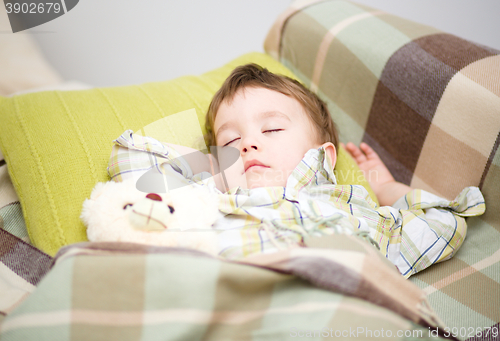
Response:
[80,197,93,226]
[81,182,109,226]
[89,182,109,200]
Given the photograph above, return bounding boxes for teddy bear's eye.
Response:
[168,205,175,214]
[123,203,133,210]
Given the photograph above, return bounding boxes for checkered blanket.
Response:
[264,0,500,338]
[1,235,453,340]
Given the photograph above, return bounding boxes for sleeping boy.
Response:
[109,64,485,278]
[204,63,409,205]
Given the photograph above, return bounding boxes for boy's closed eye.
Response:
[222,129,284,147]
[264,129,283,134]
[222,136,239,147]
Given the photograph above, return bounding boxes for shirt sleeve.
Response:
[107,130,193,182]
[379,186,485,278]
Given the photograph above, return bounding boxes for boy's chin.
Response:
[247,182,285,189]
[221,170,289,191]
[245,172,288,189]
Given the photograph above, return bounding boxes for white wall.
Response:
[30,0,292,87]
[29,0,500,87]
[352,0,500,50]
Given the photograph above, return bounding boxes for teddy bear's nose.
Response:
[146,193,162,202]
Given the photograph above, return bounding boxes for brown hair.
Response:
[204,63,339,152]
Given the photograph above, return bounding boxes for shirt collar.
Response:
[285,146,337,193]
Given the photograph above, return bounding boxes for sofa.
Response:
[0,1,498,340]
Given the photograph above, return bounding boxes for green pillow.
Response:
[0,52,377,256]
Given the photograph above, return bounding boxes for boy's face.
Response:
[214,87,321,190]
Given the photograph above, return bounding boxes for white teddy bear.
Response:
[81,180,220,255]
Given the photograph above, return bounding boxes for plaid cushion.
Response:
[265,0,500,339]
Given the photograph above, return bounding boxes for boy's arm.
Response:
[343,142,411,206]
[372,182,412,207]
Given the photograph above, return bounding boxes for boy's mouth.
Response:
[244,160,269,173]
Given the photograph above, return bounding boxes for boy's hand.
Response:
[343,142,395,192]
[343,142,411,206]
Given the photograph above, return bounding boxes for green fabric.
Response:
[0,52,377,256]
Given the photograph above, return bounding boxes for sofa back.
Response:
[265,0,499,219]
[265,0,500,332]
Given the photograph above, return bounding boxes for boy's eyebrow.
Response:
[260,111,291,121]
[215,121,236,140]
[216,111,290,139]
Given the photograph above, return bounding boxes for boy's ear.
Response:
[320,142,337,169]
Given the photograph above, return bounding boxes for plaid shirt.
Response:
[108,130,485,278]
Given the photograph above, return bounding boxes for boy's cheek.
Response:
[220,157,247,191]
[210,146,245,191]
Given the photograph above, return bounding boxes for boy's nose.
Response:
[240,135,259,154]
[242,145,258,153]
